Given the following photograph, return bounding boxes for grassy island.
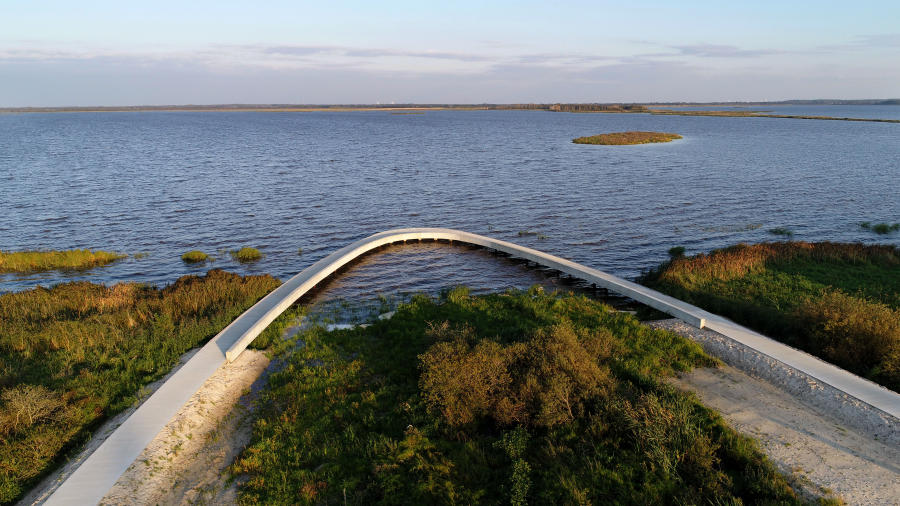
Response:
[639,242,900,391]
[233,287,804,505]
[573,131,682,145]
[0,270,280,503]
[0,249,126,273]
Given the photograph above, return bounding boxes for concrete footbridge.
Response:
[45,228,900,505]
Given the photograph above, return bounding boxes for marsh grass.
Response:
[860,222,900,235]
[639,242,900,390]
[231,247,263,263]
[0,270,279,503]
[0,249,126,273]
[180,250,209,263]
[768,227,795,237]
[572,131,682,145]
[233,288,805,505]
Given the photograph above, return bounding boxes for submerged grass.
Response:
[233,287,808,505]
[0,249,126,273]
[0,270,280,503]
[573,131,682,145]
[860,222,900,235]
[639,242,900,391]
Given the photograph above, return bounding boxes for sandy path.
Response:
[98,349,270,505]
[668,355,900,504]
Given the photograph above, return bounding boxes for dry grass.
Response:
[0,270,280,503]
[0,249,126,273]
[572,131,682,145]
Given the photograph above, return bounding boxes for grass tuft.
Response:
[180,250,209,263]
[0,249,126,273]
[231,247,263,263]
[860,222,900,235]
[573,131,682,145]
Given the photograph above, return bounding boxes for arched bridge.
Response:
[46,228,900,505]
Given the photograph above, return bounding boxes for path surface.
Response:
[100,349,269,505]
[654,321,900,505]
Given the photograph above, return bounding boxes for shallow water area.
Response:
[2,108,898,297]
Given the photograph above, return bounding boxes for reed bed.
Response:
[0,270,280,503]
[0,249,126,273]
[640,242,900,391]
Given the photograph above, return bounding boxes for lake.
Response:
[2,107,898,300]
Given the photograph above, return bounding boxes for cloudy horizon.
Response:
[2,1,899,107]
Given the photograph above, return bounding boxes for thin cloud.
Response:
[669,44,782,58]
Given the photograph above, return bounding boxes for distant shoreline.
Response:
[2,101,898,123]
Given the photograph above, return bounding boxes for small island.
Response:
[573,131,682,145]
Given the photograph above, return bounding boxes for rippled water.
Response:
[2,108,898,298]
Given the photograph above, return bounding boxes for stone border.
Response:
[648,319,899,447]
[44,228,900,505]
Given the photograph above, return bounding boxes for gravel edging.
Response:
[647,319,899,448]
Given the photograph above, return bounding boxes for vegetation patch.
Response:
[0,270,280,503]
[768,227,795,237]
[860,222,900,235]
[573,131,682,145]
[231,247,263,263]
[639,242,900,391]
[233,287,805,505]
[0,249,126,273]
[180,250,209,263]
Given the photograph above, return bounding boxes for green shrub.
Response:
[234,289,801,505]
[231,247,262,263]
[180,250,209,263]
[795,291,900,390]
[640,241,900,390]
[668,246,686,258]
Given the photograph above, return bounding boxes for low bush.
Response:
[233,288,803,505]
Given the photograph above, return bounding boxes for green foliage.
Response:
[231,247,263,263]
[860,222,900,235]
[668,246,686,258]
[572,131,682,145]
[768,227,794,237]
[0,249,126,273]
[233,289,802,505]
[640,241,900,390]
[180,250,209,263]
[0,270,279,503]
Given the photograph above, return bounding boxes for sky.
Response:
[2,0,899,106]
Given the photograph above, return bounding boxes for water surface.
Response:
[2,109,898,298]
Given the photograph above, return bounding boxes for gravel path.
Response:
[651,319,900,505]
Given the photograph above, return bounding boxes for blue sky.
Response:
[2,1,898,105]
